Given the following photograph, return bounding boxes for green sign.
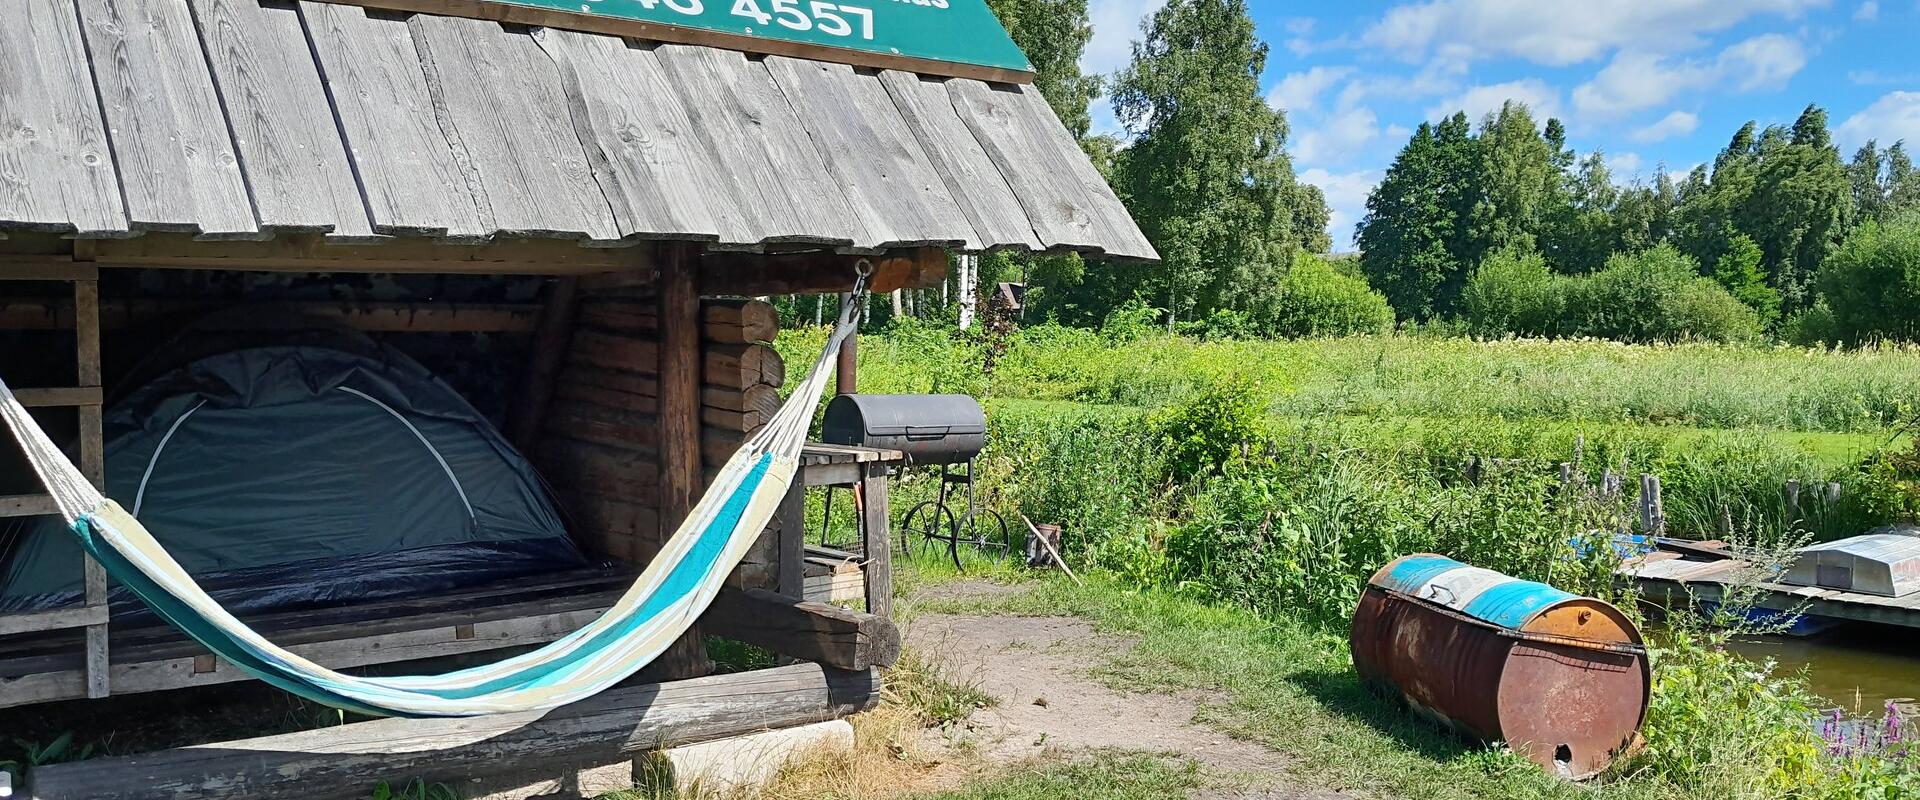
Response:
[504,0,1032,75]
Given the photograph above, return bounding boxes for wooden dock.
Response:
[1623,552,1920,629]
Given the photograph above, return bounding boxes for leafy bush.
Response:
[1262,253,1396,338]
[1461,245,1763,343]
[1099,298,1164,343]
[1814,213,1920,344]
[1785,301,1844,347]
[1147,378,1267,482]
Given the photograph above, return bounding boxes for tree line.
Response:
[906,0,1920,346]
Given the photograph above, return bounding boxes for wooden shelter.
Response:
[0,0,1153,794]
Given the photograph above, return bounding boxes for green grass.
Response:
[906,753,1204,800]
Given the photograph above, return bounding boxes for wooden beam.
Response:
[27,662,881,800]
[569,334,785,390]
[0,494,58,518]
[0,262,98,281]
[654,241,710,681]
[577,298,780,344]
[0,605,109,637]
[74,278,109,700]
[509,277,583,452]
[0,300,544,333]
[12,387,102,407]
[698,248,947,296]
[703,588,899,671]
[859,463,893,619]
[88,233,650,276]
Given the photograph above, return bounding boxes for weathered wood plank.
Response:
[762,57,974,250]
[0,299,541,332]
[76,0,258,239]
[531,28,728,243]
[0,0,127,236]
[91,231,644,273]
[703,588,900,670]
[296,1,487,239]
[556,364,780,415]
[569,333,786,390]
[0,604,108,637]
[406,14,619,242]
[878,71,1042,251]
[860,462,892,619]
[29,662,881,800]
[509,277,581,451]
[946,80,1157,260]
[652,44,864,247]
[0,494,58,518]
[655,245,706,688]
[578,297,780,344]
[11,387,102,408]
[187,0,374,239]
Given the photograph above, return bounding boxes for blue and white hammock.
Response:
[0,281,866,718]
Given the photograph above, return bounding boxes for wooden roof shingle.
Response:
[0,0,1157,261]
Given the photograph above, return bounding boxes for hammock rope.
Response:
[0,272,870,718]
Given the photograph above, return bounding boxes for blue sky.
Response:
[1078,0,1920,251]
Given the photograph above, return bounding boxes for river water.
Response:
[1729,625,1920,712]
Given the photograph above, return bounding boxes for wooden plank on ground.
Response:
[75,0,258,239]
[296,1,486,239]
[406,14,620,242]
[29,663,881,800]
[762,57,974,250]
[946,80,1157,260]
[0,0,127,236]
[703,588,900,670]
[878,70,1043,251]
[187,0,375,239]
[530,28,727,242]
[651,44,864,248]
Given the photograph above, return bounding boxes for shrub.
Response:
[1148,377,1267,482]
[1784,301,1843,347]
[1460,248,1563,335]
[1814,213,1920,344]
[1261,253,1396,338]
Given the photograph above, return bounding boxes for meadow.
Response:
[776,321,1920,799]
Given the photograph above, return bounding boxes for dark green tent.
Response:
[0,322,587,617]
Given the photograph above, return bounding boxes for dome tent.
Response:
[0,318,587,617]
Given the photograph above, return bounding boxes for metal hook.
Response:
[854,258,874,278]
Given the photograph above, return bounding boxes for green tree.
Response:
[1711,231,1782,325]
[1110,0,1322,326]
[1745,106,1852,311]
[1466,102,1558,262]
[1814,213,1920,344]
[1357,123,1459,319]
[986,0,1099,139]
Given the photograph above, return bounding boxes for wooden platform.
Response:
[1624,551,1920,629]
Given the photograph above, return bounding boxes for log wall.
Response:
[536,293,786,591]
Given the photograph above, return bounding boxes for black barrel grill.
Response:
[821,394,1004,566]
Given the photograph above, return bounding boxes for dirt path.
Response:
[904,582,1355,799]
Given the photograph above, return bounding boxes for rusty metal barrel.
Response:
[1350,554,1650,779]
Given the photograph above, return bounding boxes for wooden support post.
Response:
[74,279,109,700]
[859,462,892,619]
[776,482,806,598]
[702,588,900,670]
[508,277,582,453]
[654,242,710,680]
[835,293,857,396]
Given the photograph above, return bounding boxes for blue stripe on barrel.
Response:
[1370,554,1578,630]
[1377,554,1467,595]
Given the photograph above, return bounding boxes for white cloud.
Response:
[1300,168,1380,251]
[1631,111,1702,142]
[1081,0,1166,76]
[1362,0,1827,66]
[1837,91,1920,151]
[1294,106,1382,165]
[1427,79,1562,122]
[1855,1,1880,20]
[1610,151,1645,177]
[1572,34,1807,119]
[1268,67,1356,114]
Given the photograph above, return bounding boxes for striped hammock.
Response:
[0,281,866,718]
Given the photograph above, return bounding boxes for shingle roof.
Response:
[0,0,1157,261]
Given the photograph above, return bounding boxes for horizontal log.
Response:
[0,604,107,637]
[577,298,779,344]
[0,300,544,333]
[0,494,58,518]
[559,362,780,416]
[27,662,881,800]
[570,333,785,390]
[543,402,754,465]
[703,588,899,671]
[0,263,98,281]
[12,386,102,407]
[554,380,768,432]
[88,233,652,276]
